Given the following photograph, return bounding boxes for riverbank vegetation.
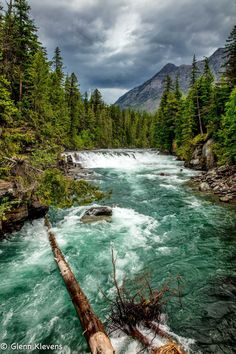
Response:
[153,26,236,166]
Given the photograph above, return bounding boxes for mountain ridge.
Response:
[115,48,225,112]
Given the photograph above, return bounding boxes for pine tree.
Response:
[49,47,70,142]
[154,75,178,152]
[13,0,39,101]
[1,0,16,82]
[0,75,18,125]
[174,75,183,148]
[65,73,81,147]
[198,57,214,132]
[216,86,236,164]
[52,46,64,83]
[90,88,104,116]
[27,50,53,132]
[175,74,182,101]
[224,25,236,88]
[190,54,199,86]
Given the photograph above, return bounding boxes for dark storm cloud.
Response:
[29,0,236,102]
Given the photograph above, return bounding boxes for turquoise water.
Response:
[0,150,235,354]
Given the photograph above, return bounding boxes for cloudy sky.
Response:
[30,0,236,103]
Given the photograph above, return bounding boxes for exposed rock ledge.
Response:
[190,165,236,204]
[184,138,216,171]
[0,179,48,238]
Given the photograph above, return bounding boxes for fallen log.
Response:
[45,217,115,354]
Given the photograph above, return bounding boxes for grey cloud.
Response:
[29,0,236,102]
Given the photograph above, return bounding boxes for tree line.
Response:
[0,0,154,168]
[0,0,235,168]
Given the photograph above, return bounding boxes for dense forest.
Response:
[0,0,235,166]
[0,0,154,163]
[154,30,236,165]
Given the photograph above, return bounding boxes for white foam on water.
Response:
[65,150,195,176]
[159,324,196,354]
[159,183,179,190]
[69,150,162,170]
[111,323,195,354]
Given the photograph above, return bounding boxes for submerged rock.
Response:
[81,206,112,223]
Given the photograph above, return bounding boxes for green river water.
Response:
[0,150,235,354]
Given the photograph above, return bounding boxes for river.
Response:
[0,150,235,354]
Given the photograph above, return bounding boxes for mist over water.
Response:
[0,150,235,354]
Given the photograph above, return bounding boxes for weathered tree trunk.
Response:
[45,217,115,354]
[196,93,203,135]
[145,321,173,341]
[128,326,155,349]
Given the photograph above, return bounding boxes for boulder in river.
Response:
[199,182,210,192]
[81,206,112,223]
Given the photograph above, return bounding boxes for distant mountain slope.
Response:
[115,48,225,112]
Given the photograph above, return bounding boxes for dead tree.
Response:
[45,217,115,354]
[106,249,185,354]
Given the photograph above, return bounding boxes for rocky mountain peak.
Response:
[115,48,226,112]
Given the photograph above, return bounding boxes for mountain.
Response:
[115,48,226,112]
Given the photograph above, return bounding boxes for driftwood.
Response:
[45,217,115,354]
[106,249,186,354]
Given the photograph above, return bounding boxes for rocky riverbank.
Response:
[190,165,236,204]
[0,179,48,238]
[179,137,235,204]
[0,154,96,238]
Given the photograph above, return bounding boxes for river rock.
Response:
[199,182,211,192]
[81,206,112,223]
[66,154,75,166]
[191,164,236,204]
[219,195,233,203]
[159,172,171,176]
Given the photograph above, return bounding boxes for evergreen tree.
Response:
[90,88,104,116]
[216,86,236,164]
[197,57,214,131]
[0,75,18,125]
[1,0,16,82]
[154,76,179,152]
[13,0,39,101]
[190,54,199,86]
[65,73,81,147]
[52,46,64,83]
[27,49,54,138]
[224,25,236,88]
[49,47,70,142]
[174,75,183,148]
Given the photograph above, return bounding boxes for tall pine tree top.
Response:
[52,46,64,83]
[190,54,199,86]
[224,24,236,87]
